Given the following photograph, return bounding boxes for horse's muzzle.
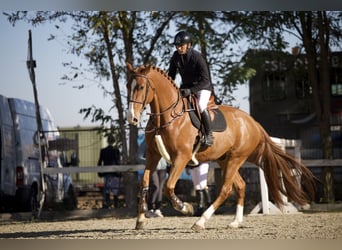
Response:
[126,110,140,126]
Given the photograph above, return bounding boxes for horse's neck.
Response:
[149,72,181,121]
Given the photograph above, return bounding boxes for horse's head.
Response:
[126,63,154,126]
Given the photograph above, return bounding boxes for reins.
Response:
[147,91,185,132]
[130,70,186,133]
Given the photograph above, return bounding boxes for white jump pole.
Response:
[249,137,302,215]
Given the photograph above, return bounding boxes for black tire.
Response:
[28,186,39,218]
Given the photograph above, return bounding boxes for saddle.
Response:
[183,94,227,166]
[186,94,227,132]
[154,95,227,167]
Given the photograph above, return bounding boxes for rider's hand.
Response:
[180,88,191,97]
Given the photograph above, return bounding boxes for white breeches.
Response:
[196,90,211,113]
[191,162,209,190]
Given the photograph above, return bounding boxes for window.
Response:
[331,68,342,96]
[296,79,312,98]
[331,84,342,96]
[262,73,286,101]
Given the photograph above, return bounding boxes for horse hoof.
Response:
[183,202,194,216]
[191,223,205,232]
[228,221,240,228]
[135,220,147,230]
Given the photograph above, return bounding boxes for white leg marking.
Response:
[194,205,215,229]
[229,204,244,228]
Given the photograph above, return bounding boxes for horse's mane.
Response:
[137,64,179,90]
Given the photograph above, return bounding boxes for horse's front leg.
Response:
[164,163,194,216]
[135,170,150,230]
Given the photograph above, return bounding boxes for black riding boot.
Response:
[201,109,214,146]
[204,187,212,207]
[194,190,206,216]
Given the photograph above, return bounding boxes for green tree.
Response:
[228,11,342,203]
[2,10,279,165]
[295,11,342,202]
[171,11,255,105]
[4,11,176,164]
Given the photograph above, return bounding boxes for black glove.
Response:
[180,88,191,97]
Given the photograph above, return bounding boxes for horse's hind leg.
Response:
[229,172,246,228]
[191,157,246,231]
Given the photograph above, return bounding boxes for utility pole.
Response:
[27,29,48,218]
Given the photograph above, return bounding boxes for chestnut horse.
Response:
[126,63,315,231]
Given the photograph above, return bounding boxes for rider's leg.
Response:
[201,109,214,146]
[197,90,214,146]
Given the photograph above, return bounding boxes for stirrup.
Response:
[202,134,213,146]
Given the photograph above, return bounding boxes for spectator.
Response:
[69,152,79,166]
[59,151,69,167]
[145,157,168,218]
[97,135,121,209]
[187,162,212,216]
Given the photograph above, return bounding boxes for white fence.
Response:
[43,164,145,175]
[42,159,342,176]
[43,159,342,214]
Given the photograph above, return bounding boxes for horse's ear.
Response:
[144,64,153,73]
[126,62,134,72]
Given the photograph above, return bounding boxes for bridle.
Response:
[129,72,186,133]
[129,73,154,111]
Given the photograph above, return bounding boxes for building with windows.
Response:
[248,49,342,159]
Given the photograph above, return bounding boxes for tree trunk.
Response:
[317,11,334,203]
[300,11,334,203]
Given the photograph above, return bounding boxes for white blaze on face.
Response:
[127,79,139,125]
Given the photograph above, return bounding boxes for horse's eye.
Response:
[137,85,144,91]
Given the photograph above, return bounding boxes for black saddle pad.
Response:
[189,107,227,132]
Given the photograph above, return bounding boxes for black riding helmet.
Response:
[173,31,192,46]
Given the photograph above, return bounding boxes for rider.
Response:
[168,30,214,147]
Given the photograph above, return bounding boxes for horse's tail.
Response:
[250,127,315,207]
